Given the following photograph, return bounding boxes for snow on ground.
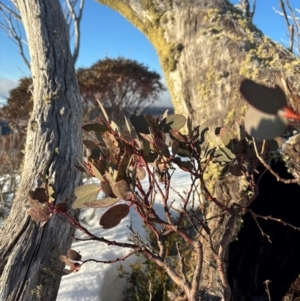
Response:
[57,167,193,301]
[0,174,19,228]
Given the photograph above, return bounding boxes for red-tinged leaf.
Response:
[55,203,67,212]
[140,133,154,144]
[145,114,158,131]
[84,197,119,208]
[71,262,81,273]
[59,255,81,273]
[116,148,133,182]
[59,255,72,265]
[73,184,100,209]
[154,130,166,142]
[67,249,82,261]
[228,164,243,176]
[154,137,170,157]
[111,180,131,199]
[102,131,120,155]
[27,206,51,223]
[101,181,114,196]
[29,188,48,204]
[99,204,130,229]
[169,130,187,142]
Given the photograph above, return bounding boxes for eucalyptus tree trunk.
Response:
[0,0,82,300]
[97,0,300,299]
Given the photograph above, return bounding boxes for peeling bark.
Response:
[0,0,82,300]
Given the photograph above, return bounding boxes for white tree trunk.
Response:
[0,0,82,300]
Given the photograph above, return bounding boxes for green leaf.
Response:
[173,157,192,171]
[177,143,190,157]
[99,204,130,229]
[158,114,186,132]
[90,163,104,181]
[82,123,108,132]
[244,106,288,140]
[83,140,98,150]
[220,127,235,146]
[266,137,284,151]
[73,184,100,209]
[84,197,119,208]
[130,114,150,134]
[213,147,235,163]
[96,97,109,121]
[240,79,287,114]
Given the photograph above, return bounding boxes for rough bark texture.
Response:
[0,0,82,300]
[96,0,300,299]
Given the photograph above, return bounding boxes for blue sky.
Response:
[0,0,299,105]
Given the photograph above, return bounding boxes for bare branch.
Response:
[239,0,256,22]
[81,251,137,265]
[285,0,300,54]
[65,0,85,63]
[279,0,294,52]
[252,138,298,184]
[0,1,20,20]
[0,0,85,68]
[0,1,30,69]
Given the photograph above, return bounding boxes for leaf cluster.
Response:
[68,97,216,231]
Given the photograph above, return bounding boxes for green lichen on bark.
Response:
[96,0,180,73]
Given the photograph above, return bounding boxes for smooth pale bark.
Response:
[96,0,300,300]
[0,0,82,300]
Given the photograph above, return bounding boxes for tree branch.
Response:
[279,0,294,52]
[65,0,85,63]
[0,2,30,69]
